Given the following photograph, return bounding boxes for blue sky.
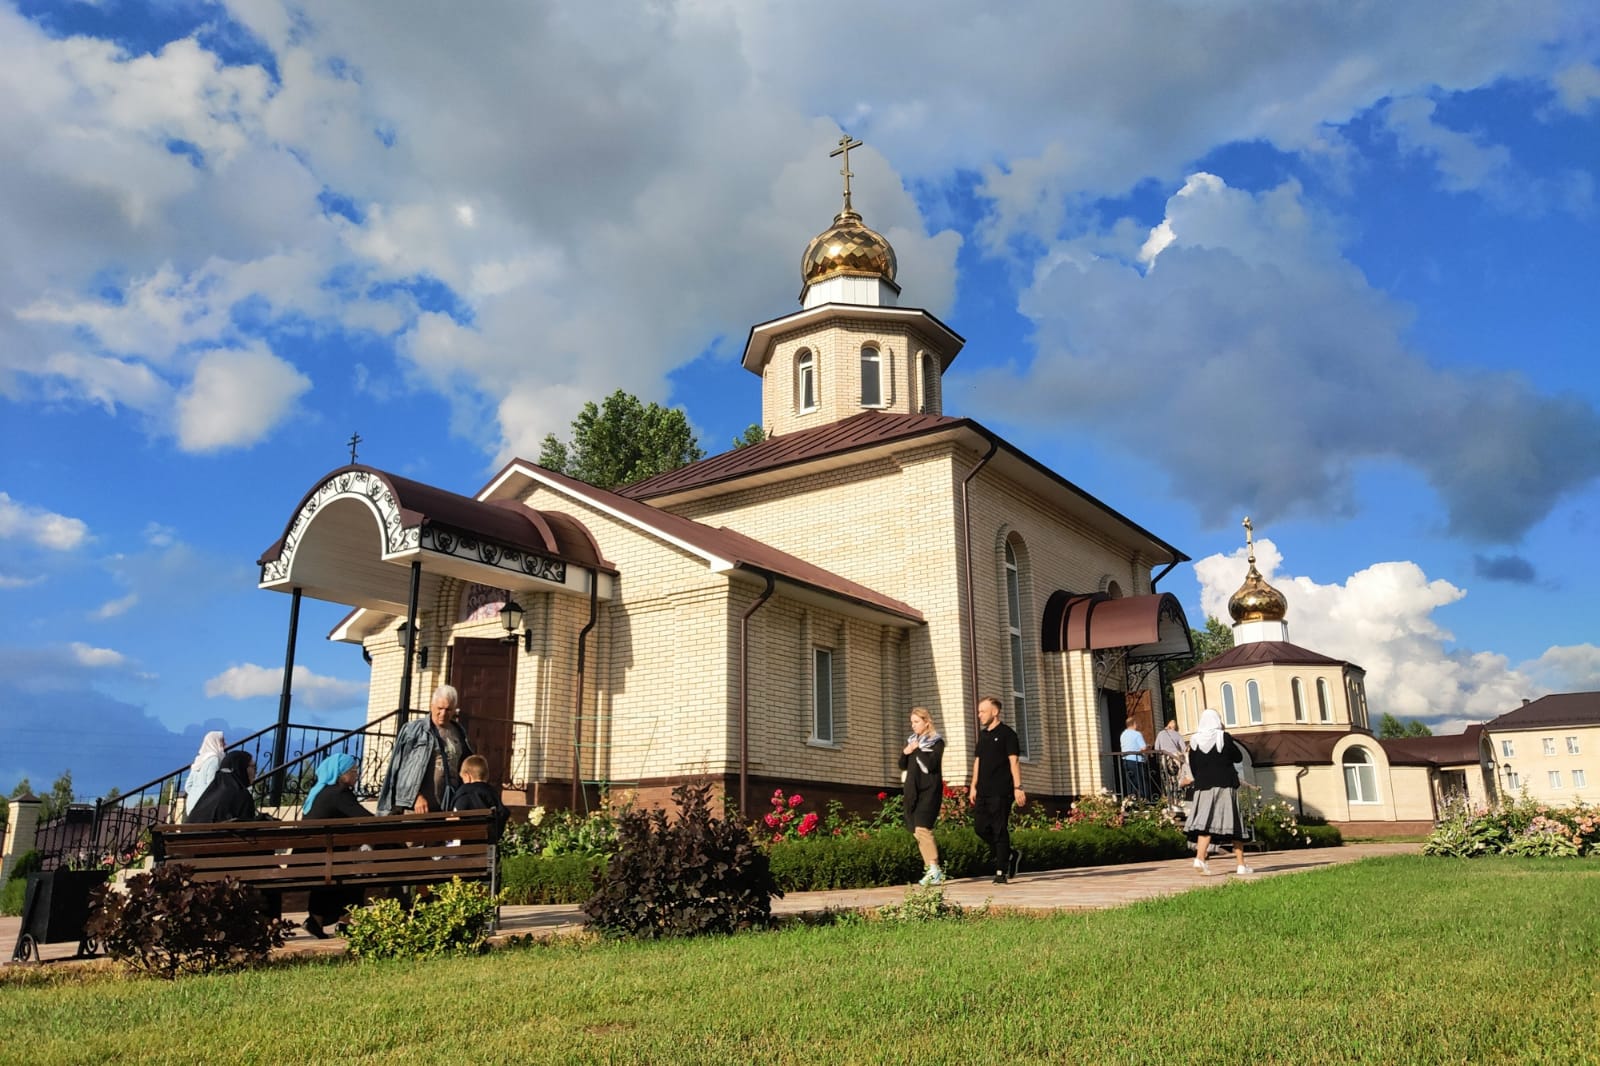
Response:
[2,1,1598,797]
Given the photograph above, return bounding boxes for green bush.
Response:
[0,878,24,917]
[7,849,42,882]
[86,864,292,979]
[875,884,971,922]
[583,782,778,939]
[1424,797,1598,858]
[1254,818,1343,849]
[501,853,605,904]
[344,878,499,960]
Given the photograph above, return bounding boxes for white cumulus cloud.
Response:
[70,642,128,668]
[0,492,89,550]
[174,343,312,452]
[204,663,368,710]
[91,593,139,620]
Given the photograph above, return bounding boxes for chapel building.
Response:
[257,140,1195,813]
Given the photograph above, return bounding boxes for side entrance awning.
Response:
[1041,591,1193,660]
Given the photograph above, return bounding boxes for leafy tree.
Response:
[1161,616,1235,713]
[1378,713,1433,738]
[538,389,704,489]
[39,771,75,821]
[0,793,7,833]
[10,778,33,800]
[732,424,768,449]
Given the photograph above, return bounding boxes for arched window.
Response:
[796,349,817,412]
[1291,678,1307,723]
[1316,678,1332,722]
[860,345,882,406]
[1004,539,1031,757]
[1246,680,1263,725]
[1343,746,1379,804]
[1221,683,1237,727]
[1180,689,1190,732]
[918,350,938,413]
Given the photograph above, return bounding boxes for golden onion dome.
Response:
[1228,515,1288,623]
[1228,563,1289,623]
[801,207,897,288]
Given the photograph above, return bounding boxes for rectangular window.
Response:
[812,648,833,744]
[1567,737,1581,755]
[860,348,882,406]
[1506,771,1520,790]
[1247,680,1263,725]
[1574,769,1588,788]
[1543,737,1557,757]
[1222,684,1237,727]
[1291,678,1306,723]
[1548,771,1563,789]
[1501,739,1514,758]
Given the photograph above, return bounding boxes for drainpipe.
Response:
[398,560,422,721]
[738,572,777,816]
[269,586,302,806]
[1295,764,1309,817]
[1149,558,1179,591]
[571,570,599,812]
[961,437,1000,732]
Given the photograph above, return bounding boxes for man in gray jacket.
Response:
[377,684,474,814]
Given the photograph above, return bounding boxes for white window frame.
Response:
[1246,679,1263,725]
[860,345,883,407]
[1543,737,1557,757]
[918,350,938,413]
[1004,540,1031,758]
[1343,746,1380,804]
[811,647,834,745]
[1316,678,1332,723]
[1574,769,1588,789]
[796,349,817,413]
[1221,682,1237,727]
[1548,770,1563,789]
[1291,677,1306,723]
[1506,770,1521,790]
[1567,736,1581,755]
[1501,739,1515,758]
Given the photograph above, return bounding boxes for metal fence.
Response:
[28,710,535,872]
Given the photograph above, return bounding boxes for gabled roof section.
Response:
[481,459,923,625]
[619,410,957,499]
[618,410,1188,567]
[1486,691,1600,731]
[1172,640,1354,681]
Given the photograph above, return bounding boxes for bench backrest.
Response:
[150,811,497,890]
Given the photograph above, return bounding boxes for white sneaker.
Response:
[1193,858,1210,874]
[1235,864,1254,875]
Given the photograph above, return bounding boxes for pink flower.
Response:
[764,813,779,827]
[797,812,819,837]
[789,794,803,808]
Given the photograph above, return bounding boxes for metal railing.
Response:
[1104,750,1188,808]
[30,710,536,871]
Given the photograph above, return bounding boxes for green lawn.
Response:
[2,856,1595,1064]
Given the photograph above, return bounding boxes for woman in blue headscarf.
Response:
[301,752,368,937]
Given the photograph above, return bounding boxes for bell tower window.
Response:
[860,345,882,407]
[796,349,817,413]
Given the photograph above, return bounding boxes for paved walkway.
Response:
[2,842,1419,966]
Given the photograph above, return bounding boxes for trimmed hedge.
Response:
[768,823,1188,892]
[501,853,604,904]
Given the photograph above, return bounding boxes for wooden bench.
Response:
[149,810,499,924]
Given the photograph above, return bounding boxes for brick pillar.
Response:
[1,794,41,883]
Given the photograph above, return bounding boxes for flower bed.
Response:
[1424,796,1599,858]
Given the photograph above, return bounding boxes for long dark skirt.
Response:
[1185,786,1252,844]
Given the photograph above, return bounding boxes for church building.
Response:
[257,139,1195,814]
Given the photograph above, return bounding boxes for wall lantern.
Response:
[501,598,533,653]
[395,621,429,670]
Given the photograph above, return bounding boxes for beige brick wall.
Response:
[1173,663,1361,735]
[760,318,953,434]
[1486,723,1600,804]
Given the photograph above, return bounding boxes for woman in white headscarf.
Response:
[185,732,226,811]
[1185,708,1253,875]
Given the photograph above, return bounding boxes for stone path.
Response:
[1,842,1419,967]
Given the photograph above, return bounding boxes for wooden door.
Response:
[449,638,516,785]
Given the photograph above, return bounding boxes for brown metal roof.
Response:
[497,461,924,624]
[618,410,960,499]
[1040,591,1193,659]
[1172,640,1353,681]
[1486,691,1600,731]
[257,465,612,571]
[1234,730,1354,767]
[1378,724,1484,767]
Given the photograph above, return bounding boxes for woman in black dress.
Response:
[1186,708,1253,875]
[185,751,259,822]
[900,706,946,885]
[300,752,367,937]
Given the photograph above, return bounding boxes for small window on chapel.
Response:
[796,350,817,413]
[860,345,882,407]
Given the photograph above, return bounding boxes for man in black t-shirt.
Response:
[968,695,1025,883]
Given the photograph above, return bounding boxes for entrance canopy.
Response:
[1040,591,1193,661]
[257,465,614,612]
